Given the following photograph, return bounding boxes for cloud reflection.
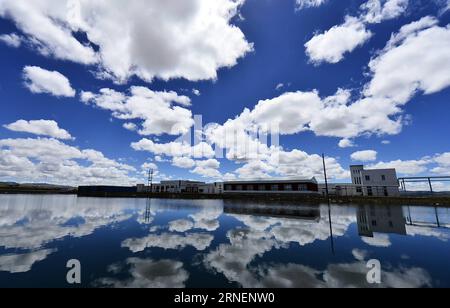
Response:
[97,258,189,288]
[0,249,56,273]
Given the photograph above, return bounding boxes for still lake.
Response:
[0,194,449,288]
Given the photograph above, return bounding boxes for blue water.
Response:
[0,195,449,288]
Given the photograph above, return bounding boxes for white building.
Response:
[137,181,223,194]
[318,183,362,197]
[198,182,223,194]
[137,180,205,194]
[350,165,400,197]
[319,165,400,197]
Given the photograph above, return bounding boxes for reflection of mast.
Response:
[144,197,152,223]
[323,153,335,255]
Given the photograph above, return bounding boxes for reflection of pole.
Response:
[435,207,441,228]
[407,206,412,225]
[328,203,335,255]
[323,154,335,255]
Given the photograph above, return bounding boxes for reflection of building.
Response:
[223,178,319,194]
[319,165,400,198]
[224,203,321,221]
[357,205,406,237]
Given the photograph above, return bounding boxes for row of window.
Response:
[355,186,390,196]
[354,175,387,183]
[224,184,310,192]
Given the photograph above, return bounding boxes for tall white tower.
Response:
[350,165,364,185]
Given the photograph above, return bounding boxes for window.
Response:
[285,184,293,191]
[271,185,278,191]
[298,184,307,191]
[372,220,377,227]
[356,187,362,193]
[365,175,371,181]
[381,175,386,181]
[259,185,266,191]
[236,185,243,191]
[247,185,254,191]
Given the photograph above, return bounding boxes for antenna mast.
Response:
[147,168,154,193]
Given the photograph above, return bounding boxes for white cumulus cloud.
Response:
[81,87,193,136]
[339,138,356,148]
[365,16,450,105]
[305,0,410,64]
[362,0,410,24]
[351,150,378,162]
[296,0,328,10]
[4,120,73,140]
[0,0,253,83]
[0,137,138,185]
[132,139,215,159]
[305,17,373,65]
[0,33,22,48]
[23,66,76,97]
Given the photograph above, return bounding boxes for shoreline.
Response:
[2,189,449,206]
[77,192,450,206]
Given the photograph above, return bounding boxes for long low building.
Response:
[137,180,207,194]
[223,178,319,194]
[134,165,400,197]
[78,186,137,196]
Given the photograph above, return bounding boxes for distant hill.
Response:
[20,183,75,189]
[0,182,76,194]
[0,182,19,187]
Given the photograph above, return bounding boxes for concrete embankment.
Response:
[2,187,449,206]
[75,191,450,206]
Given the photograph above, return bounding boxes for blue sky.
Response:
[0,0,449,187]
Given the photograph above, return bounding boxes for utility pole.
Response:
[322,153,330,201]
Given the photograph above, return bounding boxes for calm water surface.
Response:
[0,195,449,288]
